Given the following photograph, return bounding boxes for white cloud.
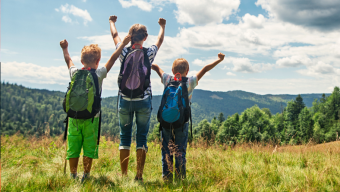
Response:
[71,56,81,63]
[196,78,338,95]
[240,14,265,29]
[276,55,312,68]
[297,61,340,77]
[193,57,273,73]
[117,0,240,25]
[192,58,216,66]
[223,57,273,73]
[187,70,210,77]
[226,72,236,76]
[57,4,92,25]
[173,0,240,25]
[118,0,153,12]
[79,32,188,66]
[62,15,72,23]
[2,62,69,85]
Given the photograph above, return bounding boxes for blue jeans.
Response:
[161,123,189,180]
[119,96,151,151]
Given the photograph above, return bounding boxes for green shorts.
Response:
[66,117,99,160]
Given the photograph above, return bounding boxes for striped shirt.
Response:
[116,43,158,101]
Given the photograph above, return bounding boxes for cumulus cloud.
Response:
[2,62,69,85]
[196,77,338,95]
[256,0,340,31]
[192,58,216,66]
[276,55,312,68]
[118,0,153,12]
[193,57,273,73]
[240,14,265,29]
[187,70,210,77]
[224,57,273,73]
[62,15,72,23]
[79,32,188,66]
[297,61,340,77]
[173,0,240,25]
[56,4,92,25]
[117,0,240,25]
[226,72,236,76]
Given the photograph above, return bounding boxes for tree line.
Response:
[149,87,340,145]
[2,82,339,145]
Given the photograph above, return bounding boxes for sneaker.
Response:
[70,173,78,180]
[81,172,90,183]
[134,176,143,182]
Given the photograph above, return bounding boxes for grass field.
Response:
[1,134,340,191]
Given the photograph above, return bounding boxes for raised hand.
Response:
[158,18,166,27]
[122,35,131,46]
[109,15,117,23]
[218,52,225,61]
[60,39,68,49]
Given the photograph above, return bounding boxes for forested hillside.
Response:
[150,87,340,145]
[1,82,337,145]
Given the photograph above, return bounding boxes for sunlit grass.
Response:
[2,134,340,191]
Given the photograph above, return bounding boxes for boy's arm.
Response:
[196,53,225,81]
[151,64,164,78]
[60,39,75,69]
[154,18,166,49]
[109,15,122,46]
[104,35,131,73]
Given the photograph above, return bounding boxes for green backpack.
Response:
[63,68,102,143]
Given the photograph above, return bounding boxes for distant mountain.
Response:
[101,89,330,124]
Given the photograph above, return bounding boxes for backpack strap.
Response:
[63,116,69,142]
[89,69,101,97]
[88,69,102,145]
[189,105,193,138]
[179,77,192,137]
[97,110,102,145]
[118,47,132,88]
[143,47,151,91]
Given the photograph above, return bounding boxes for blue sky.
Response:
[2,0,340,97]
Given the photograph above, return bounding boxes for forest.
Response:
[1,82,339,145]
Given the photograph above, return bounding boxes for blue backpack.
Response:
[157,76,192,136]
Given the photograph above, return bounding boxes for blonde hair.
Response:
[81,44,101,64]
[172,58,189,75]
[128,24,148,45]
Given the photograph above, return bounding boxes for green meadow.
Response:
[2,134,340,191]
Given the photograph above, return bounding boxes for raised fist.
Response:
[60,39,68,49]
[218,52,225,60]
[109,15,117,23]
[158,18,166,27]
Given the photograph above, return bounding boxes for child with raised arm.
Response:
[152,53,225,181]
[109,15,166,181]
[60,35,131,182]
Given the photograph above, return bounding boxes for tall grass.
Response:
[2,134,340,191]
